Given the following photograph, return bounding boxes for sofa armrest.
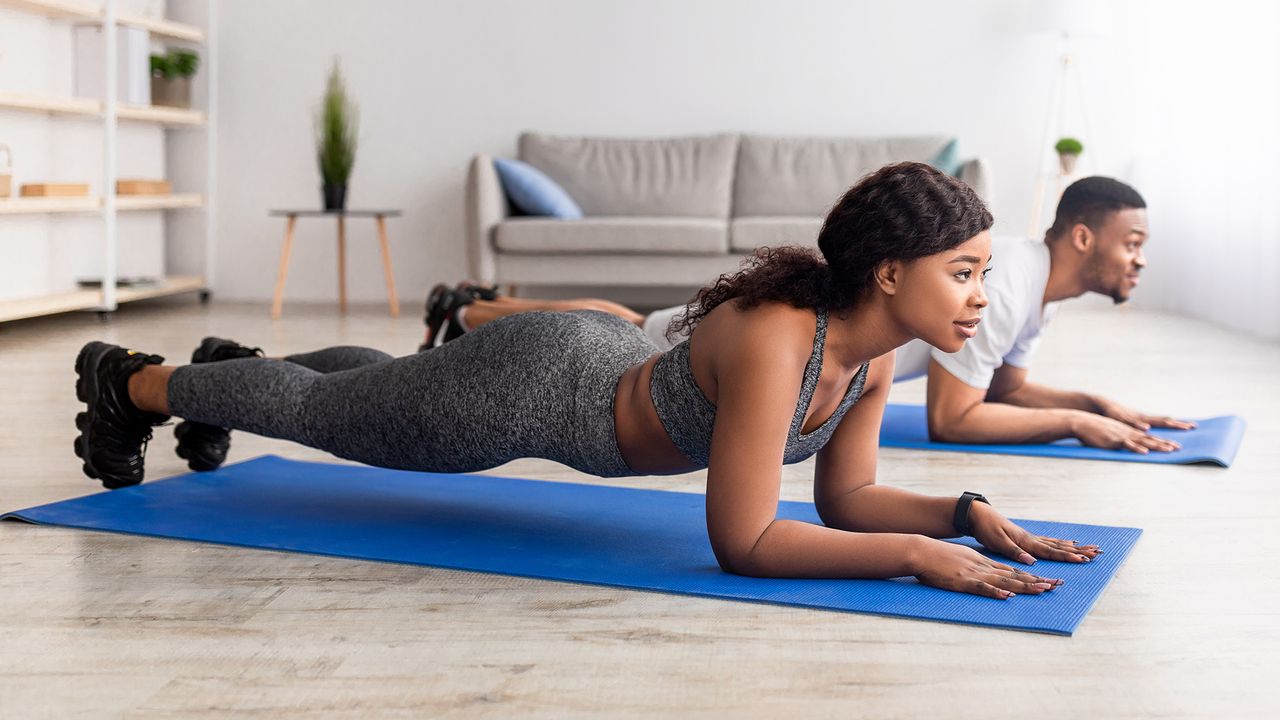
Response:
[466,154,509,283]
[957,157,993,205]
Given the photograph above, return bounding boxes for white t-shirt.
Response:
[893,236,1059,388]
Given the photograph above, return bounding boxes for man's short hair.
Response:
[1048,176,1146,240]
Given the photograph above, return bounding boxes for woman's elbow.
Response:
[711,538,769,577]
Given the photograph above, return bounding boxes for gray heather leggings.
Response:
[166,311,658,477]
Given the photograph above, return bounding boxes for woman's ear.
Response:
[874,260,900,296]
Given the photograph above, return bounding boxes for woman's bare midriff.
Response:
[612,355,702,475]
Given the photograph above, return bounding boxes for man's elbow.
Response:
[926,409,967,443]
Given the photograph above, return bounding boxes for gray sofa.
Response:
[466,132,991,288]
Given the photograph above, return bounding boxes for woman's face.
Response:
[887,231,992,353]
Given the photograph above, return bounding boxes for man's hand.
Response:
[1092,395,1197,432]
[1072,412,1182,453]
[968,501,1101,564]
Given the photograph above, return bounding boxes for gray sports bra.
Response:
[648,308,870,467]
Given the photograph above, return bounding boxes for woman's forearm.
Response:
[816,485,963,537]
[729,519,926,579]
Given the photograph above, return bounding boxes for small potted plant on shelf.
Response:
[315,59,358,211]
[150,48,199,108]
[1054,137,1084,175]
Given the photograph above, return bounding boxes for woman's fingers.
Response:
[1020,535,1093,562]
[971,580,1016,600]
[983,529,1036,565]
[992,566,1063,588]
[1038,537,1101,555]
[991,573,1056,594]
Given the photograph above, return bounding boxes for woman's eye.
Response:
[982,267,993,278]
[954,270,972,280]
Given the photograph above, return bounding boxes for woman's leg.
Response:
[174,343,397,472]
[156,322,579,474]
[282,346,394,373]
[462,296,646,329]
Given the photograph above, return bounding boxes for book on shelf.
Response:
[20,183,91,197]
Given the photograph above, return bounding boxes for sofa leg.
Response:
[505,284,518,298]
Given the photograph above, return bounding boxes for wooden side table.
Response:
[268,209,402,319]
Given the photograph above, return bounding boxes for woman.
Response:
[73,162,1099,599]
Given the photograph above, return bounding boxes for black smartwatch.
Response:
[952,491,990,536]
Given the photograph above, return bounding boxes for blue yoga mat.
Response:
[3,455,1140,635]
[879,403,1245,467]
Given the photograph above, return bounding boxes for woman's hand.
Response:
[969,501,1102,564]
[912,538,1064,599]
[1071,411,1182,454]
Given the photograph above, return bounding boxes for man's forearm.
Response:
[995,380,1097,412]
[931,400,1090,444]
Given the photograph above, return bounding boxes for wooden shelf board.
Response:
[0,1,204,43]
[115,275,205,303]
[117,103,205,126]
[116,193,203,211]
[116,12,204,43]
[0,91,100,118]
[1,93,206,127]
[0,0,96,21]
[0,275,206,323]
[0,196,100,214]
[0,289,101,323]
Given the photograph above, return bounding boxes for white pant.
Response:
[641,305,688,352]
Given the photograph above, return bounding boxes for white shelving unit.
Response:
[0,0,217,323]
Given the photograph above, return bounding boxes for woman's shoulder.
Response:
[701,299,818,336]
[694,300,820,370]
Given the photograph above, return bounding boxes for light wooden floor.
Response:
[1,297,1277,719]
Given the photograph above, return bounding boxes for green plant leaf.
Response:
[1054,137,1084,154]
[314,58,359,186]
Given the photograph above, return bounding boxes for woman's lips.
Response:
[954,318,981,339]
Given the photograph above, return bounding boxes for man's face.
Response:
[1082,207,1149,304]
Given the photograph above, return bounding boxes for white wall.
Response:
[214,0,1143,305]
[216,0,1280,340]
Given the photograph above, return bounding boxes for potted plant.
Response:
[1054,137,1084,175]
[315,59,358,211]
[150,49,199,108]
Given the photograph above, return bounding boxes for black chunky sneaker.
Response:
[173,337,263,472]
[74,341,170,489]
[419,284,479,352]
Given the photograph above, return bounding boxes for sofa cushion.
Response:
[491,157,583,218]
[730,217,825,253]
[518,133,738,218]
[733,135,953,217]
[495,217,729,255]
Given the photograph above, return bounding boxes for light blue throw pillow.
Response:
[492,157,583,219]
[930,138,963,177]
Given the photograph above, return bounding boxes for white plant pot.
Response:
[1058,152,1080,175]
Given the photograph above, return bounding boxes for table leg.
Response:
[271,215,297,319]
[375,216,400,317]
[336,215,347,314]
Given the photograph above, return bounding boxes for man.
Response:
[425,177,1193,454]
